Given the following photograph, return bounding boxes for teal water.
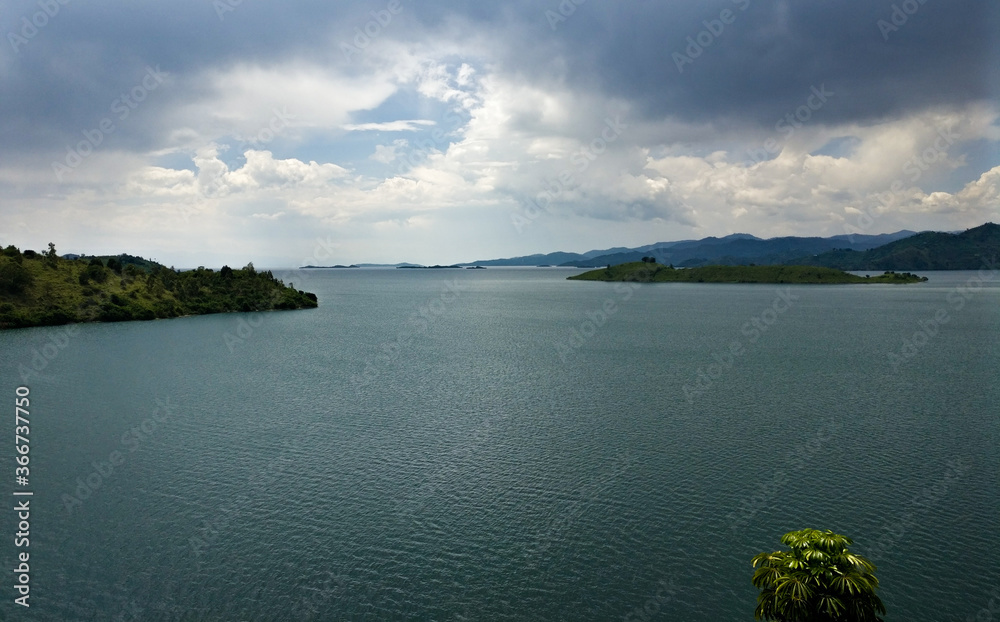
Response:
[1,268,998,620]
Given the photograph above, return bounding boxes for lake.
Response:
[2,267,998,620]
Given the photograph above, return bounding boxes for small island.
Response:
[0,244,318,330]
[568,261,928,284]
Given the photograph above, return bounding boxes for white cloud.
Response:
[371,139,409,163]
[2,38,997,267]
[251,211,287,220]
[344,120,435,132]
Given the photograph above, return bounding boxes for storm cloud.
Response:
[1,0,997,265]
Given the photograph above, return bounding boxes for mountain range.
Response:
[464,224,999,271]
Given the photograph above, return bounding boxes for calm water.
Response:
[1,268,998,621]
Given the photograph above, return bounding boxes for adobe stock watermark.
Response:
[389,109,466,177]
[622,578,680,622]
[682,287,799,403]
[7,0,71,54]
[223,237,331,353]
[212,0,245,22]
[340,0,405,61]
[234,107,295,154]
[51,65,167,181]
[15,323,80,383]
[395,411,509,521]
[726,418,838,532]
[887,257,999,368]
[61,397,179,514]
[877,0,931,41]
[351,278,468,391]
[672,0,751,74]
[554,282,640,363]
[843,124,958,239]
[222,272,313,353]
[745,84,835,167]
[293,572,349,620]
[866,457,970,561]
[544,0,587,31]
[525,453,632,564]
[965,586,1000,622]
[512,114,627,233]
[190,441,300,561]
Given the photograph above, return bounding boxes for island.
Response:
[0,244,318,330]
[568,262,928,284]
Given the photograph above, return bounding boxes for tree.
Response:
[85,261,108,283]
[0,261,33,294]
[44,242,59,268]
[752,529,885,622]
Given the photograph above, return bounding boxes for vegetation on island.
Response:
[568,259,927,284]
[752,529,885,622]
[0,244,317,330]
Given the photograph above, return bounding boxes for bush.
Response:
[86,263,108,283]
[0,262,34,295]
[99,304,134,322]
[38,310,75,326]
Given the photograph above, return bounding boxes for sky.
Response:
[1,0,998,268]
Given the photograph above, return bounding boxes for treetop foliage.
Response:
[752,528,885,622]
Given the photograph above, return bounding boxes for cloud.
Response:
[371,140,409,163]
[0,0,997,266]
[344,120,435,132]
[251,211,287,220]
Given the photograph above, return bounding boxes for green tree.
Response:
[87,262,109,283]
[752,529,885,622]
[0,261,33,294]
[46,249,60,270]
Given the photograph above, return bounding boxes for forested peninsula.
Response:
[568,261,928,284]
[0,245,317,330]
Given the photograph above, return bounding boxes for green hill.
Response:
[568,262,927,284]
[0,245,318,330]
[799,222,999,270]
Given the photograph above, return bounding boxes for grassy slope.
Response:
[801,222,999,270]
[0,250,318,330]
[568,262,928,284]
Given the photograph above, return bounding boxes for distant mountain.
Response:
[635,231,916,269]
[794,223,999,270]
[463,252,589,267]
[471,231,913,268]
[463,236,758,266]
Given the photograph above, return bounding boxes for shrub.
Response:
[0,262,34,295]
